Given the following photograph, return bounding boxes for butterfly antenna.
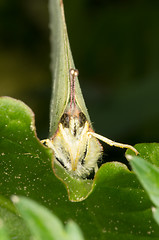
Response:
[69,68,79,111]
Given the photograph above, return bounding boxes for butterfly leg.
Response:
[88,132,139,155]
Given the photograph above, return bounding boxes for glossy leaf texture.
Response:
[126,143,159,226]
[0,97,159,239]
[126,149,159,208]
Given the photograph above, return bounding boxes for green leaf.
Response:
[126,154,159,208]
[0,100,159,239]
[126,143,159,167]
[126,143,159,227]
[0,96,94,202]
[13,196,84,240]
[53,162,93,201]
[152,208,159,226]
[0,220,9,240]
[0,96,93,202]
[0,195,18,215]
[65,221,85,240]
[0,195,31,239]
[48,0,91,136]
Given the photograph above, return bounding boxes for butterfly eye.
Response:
[60,113,70,128]
[79,112,87,127]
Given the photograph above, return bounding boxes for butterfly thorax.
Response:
[51,110,103,178]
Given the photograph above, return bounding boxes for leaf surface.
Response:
[126,143,159,227]
[14,196,85,240]
[0,100,158,240]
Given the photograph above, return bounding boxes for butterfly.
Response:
[42,69,138,178]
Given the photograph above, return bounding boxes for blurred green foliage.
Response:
[0,0,159,160]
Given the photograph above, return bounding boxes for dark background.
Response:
[0,0,159,162]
